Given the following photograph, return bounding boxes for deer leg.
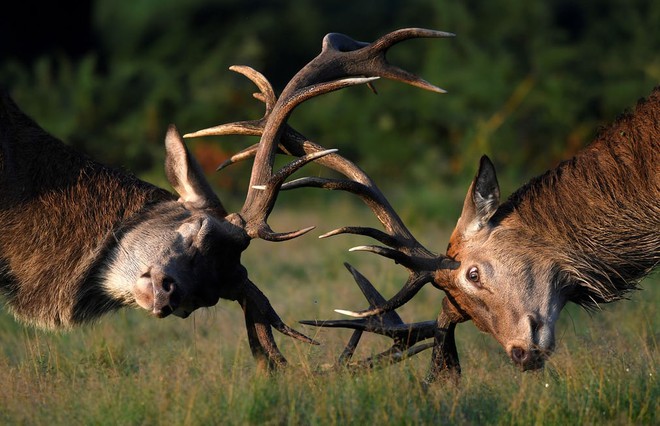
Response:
[424,310,461,385]
[239,298,288,371]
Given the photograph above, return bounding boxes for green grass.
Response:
[0,202,657,425]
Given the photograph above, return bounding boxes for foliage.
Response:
[2,1,659,225]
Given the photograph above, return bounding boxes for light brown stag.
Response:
[193,30,659,380]
[329,88,660,377]
[433,92,659,371]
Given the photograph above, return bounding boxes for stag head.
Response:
[435,156,562,370]
[102,126,249,318]
[102,120,333,369]
[435,96,660,371]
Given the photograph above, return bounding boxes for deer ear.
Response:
[164,125,226,214]
[456,155,500,236]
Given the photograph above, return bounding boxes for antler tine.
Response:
[244,148,338,241]
[343,342,436,372]
[215,143,295,173]
[242,278,319,345]
[237,275,319,371]
[371,28,456,50]
[319,226,396,246]
[338,261,393,365]
[184,66,277,139]
[281,176,415,243]
[349,245,413,265]
[301,263,437,369]
[184,121,264,139]
[335,273,432,319]
[216,144,259,171]
[229,65,278,114]
[300,318,436,344]
[366,28,455,94]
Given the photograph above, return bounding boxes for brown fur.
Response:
[0,90,318,369]
[0,91,173,328]
[494,88,660,307]
[436,87,659,369]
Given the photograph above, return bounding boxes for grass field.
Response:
[0,202,657,425]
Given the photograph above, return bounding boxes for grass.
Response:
[0,201,657,425]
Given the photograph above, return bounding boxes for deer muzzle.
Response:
[135,267,182,318]
[506,323,555,370]
[507,343,546,371]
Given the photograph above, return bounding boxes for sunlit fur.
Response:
[0,92,242,329]
[437,87,659,369]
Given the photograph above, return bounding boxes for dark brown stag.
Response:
[0,28,458,372]
[0,88,334,369]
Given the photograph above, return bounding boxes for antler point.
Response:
[334,309,361,317]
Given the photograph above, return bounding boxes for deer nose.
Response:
[510,346,529,365]
[136,267,181,317]
[509,345,544,371]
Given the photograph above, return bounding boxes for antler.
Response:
[282,132,462,376]
[186,28,461,375]
[300,263,437,371]
[189,28,459,287]
[188,28,458,271]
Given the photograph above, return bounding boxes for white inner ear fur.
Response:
[474,191,498,221]
[164,125,207,205]
[178,176,204,205]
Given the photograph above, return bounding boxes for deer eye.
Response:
[466,266,481,287]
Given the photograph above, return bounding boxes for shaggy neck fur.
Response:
[493,88,660,309]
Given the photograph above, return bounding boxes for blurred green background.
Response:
[1,4,658,423]
[2,0,659,224]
